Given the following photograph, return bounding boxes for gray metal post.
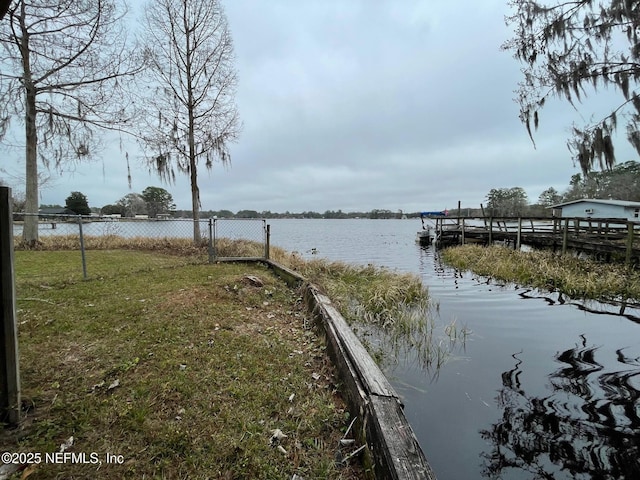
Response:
[208,218,214,263]
[78,216,88,279]
[0,187,21,425]
[212,218,217,260]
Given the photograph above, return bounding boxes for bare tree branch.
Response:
[0,0,141,245]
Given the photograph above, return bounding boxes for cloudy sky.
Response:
[3,0,634,214]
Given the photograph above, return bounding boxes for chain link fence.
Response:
[211,218,268,260]
[12,213,270,282]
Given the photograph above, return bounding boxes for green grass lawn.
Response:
[3,251,364,479]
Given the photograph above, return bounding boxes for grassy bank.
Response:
[442,244,640,302]
[270,252,466,371]
[4,250,364,479]
[16,234,464,372]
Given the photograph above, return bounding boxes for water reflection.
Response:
[352,304,469,381]
[480,338,640,479]
[517,289,640,324]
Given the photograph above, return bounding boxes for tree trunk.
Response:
[184,9,200,244]
[20,5,38,246]
[190,155,200,243]
[23,87,38,246]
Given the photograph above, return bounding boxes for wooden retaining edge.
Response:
[213,258,436,479]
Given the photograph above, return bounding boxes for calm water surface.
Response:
[268,219,640,480]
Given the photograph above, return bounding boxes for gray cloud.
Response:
[11,0,617,214]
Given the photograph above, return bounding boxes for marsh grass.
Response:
[5,246,365,479]
[272,251,468,372]
[442,244,640,303]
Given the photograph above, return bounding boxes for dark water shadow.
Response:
[516,289,640,325]
[479,340,640,479]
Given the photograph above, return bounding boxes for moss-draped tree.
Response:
[504,0,640,173]
[138,0,240,243]
[0,0,139,246]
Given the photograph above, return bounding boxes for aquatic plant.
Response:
[276,250,469,373]
[442,244,640,303]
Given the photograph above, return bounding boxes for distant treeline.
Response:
[170,209,421,219]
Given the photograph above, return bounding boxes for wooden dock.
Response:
[430,216,640,265]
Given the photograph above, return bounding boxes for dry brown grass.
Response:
[442,244,640,302]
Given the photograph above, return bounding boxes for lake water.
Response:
[267,219,640,480]
[16,218,640,479]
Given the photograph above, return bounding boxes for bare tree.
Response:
[503,1,640,174]
[139,0,240,242]
[0,0,139,245]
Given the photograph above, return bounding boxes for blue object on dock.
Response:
[420,211,448,217]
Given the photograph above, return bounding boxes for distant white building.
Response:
[551,199,640,221]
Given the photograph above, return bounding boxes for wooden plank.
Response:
[265,260,306,287]
[626,222,634,266]
[301,283,436,479]
[367,396,437,480]
[312,290,398,399]
[303,286,369,417]
[0,187,20,425]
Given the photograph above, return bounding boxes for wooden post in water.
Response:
[562,218,569,255]
[0,187,21,426]
[460,218,465,245]
[626,222,634,266]
[516,217,522,250]
[480,203,487,228]
[488,217,493,245]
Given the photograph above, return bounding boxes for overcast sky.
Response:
[3,0,635,213]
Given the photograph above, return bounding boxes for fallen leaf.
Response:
[20,464,38,479]
[270,428,288,444]
[108,379,120,390]
[59,436,74,453]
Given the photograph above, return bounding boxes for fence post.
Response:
[208,218,214,263]
[0,187,21,425]
[562,218,569,255]
[516,217,522,250]
[77,215,88,279]
[626,222,634,266]
[488,217,493,244]
[265,224,270,260]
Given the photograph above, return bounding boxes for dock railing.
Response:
[431,216,640,265]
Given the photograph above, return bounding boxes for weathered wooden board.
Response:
[225,259,437,479]
[0,187,20,425]
[310,289,398,399]
[367,395,437,480]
